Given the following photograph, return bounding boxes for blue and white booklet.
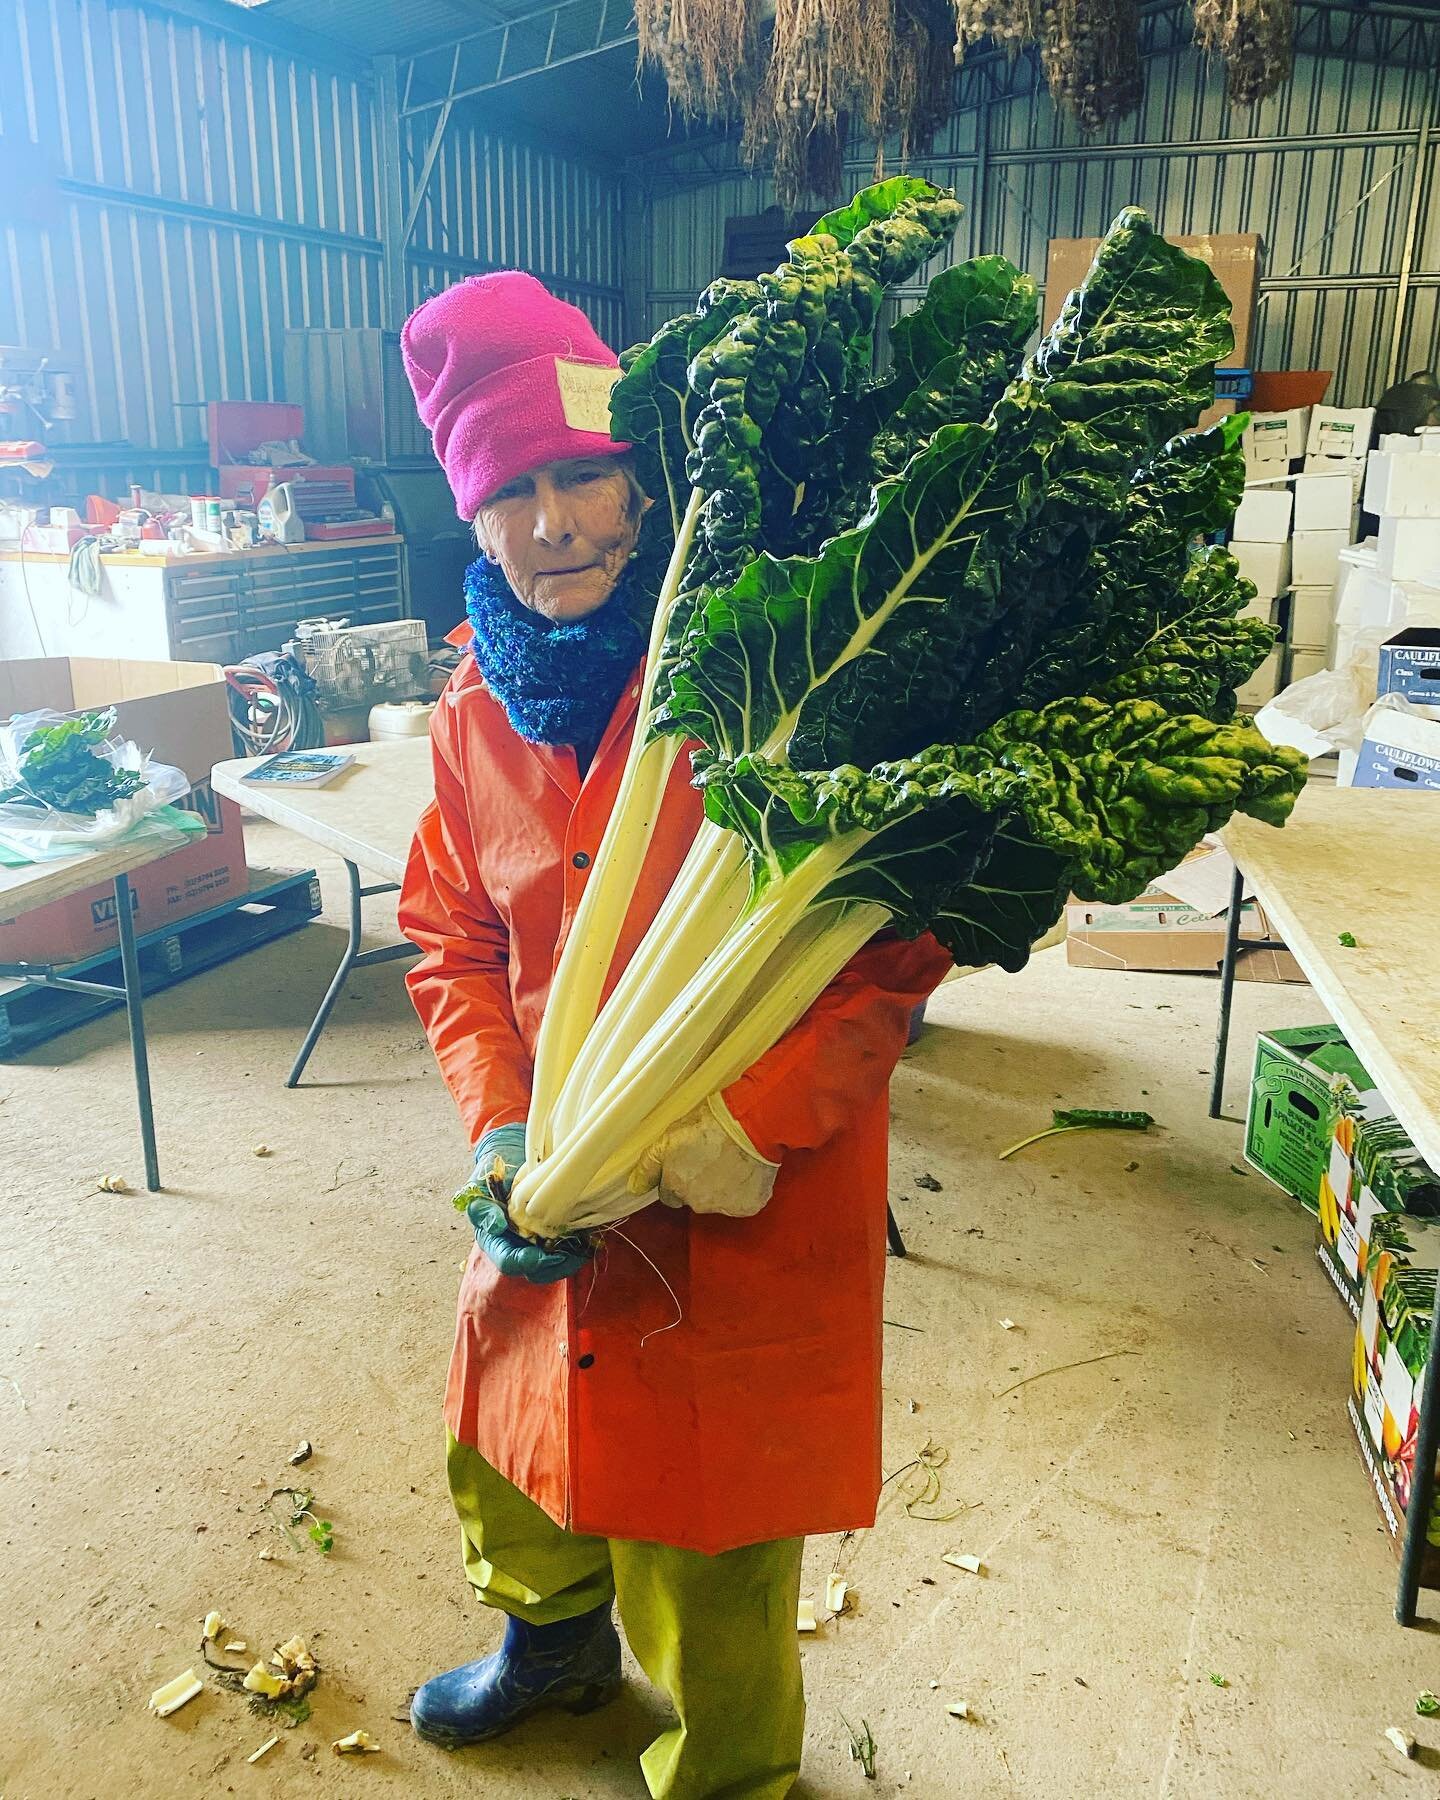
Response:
[241,751,355,787]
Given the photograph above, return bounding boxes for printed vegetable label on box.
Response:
[1245,1025,1374,1212]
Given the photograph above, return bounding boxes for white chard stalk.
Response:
[525,491,702,1160]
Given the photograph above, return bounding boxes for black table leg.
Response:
[286,860,419,1086]
[1209,863,1246,1119]
[114,872,160,1192]
[886,1203,907,1257]
[1397,1297,1440,1624]
[288,859,366,1087]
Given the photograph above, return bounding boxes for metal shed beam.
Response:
[401,0,636,118]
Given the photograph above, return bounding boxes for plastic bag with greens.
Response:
[0,708,198,864]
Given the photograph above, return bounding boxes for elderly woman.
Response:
[398,272,950,1799]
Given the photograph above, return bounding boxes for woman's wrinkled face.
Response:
[476,457,644,621]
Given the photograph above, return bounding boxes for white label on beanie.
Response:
[555,358,620,435]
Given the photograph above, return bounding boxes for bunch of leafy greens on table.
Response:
[502,182,1306,1241]
[0,711,145,816]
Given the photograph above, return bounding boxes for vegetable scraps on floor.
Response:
[495,178,1307,1244]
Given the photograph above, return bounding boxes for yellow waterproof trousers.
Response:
[446,1433,805,1799]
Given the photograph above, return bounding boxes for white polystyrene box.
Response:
[1293,471,1358,534]
[1291,530,1349,589]
[1232,539,1291,598]
[1377,515,1440,582]
[1364,451,1440,520]
[1288,584,1336,648]
[1232,486,1293,542]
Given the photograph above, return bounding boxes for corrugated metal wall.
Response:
[0,0,622,493]
[405,118,624,348]
[641,8,1440,407]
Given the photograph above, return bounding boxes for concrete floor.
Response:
[2,820,1436,1799]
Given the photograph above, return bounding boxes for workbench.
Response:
[0,829,194,1190]
[0,536,408,665]
[1217,785,1440,1624]
[212,738,432,1084]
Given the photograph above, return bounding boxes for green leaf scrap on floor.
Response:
[1338,931,1358,948]
[1417,1691,1440,1717]
[999,1108,1155,1161]
[265,1486,336,1556]
[1208,1673,1228,1688]
[841,1715,878,1779]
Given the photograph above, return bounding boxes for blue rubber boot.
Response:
[410,1603,622,1749]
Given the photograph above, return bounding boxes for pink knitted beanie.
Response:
[401,271,630,520]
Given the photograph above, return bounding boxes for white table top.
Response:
[1222,785,1440,1171]
[212,737,435,884]
[0,828,195,921]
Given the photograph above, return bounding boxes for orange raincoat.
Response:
[399,644,952,1555]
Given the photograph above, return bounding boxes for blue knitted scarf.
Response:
[463,555,647,760]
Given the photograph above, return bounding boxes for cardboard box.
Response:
[1244,1024,1374,1211]
[1232,539,1291,598]
[1318,1100,1440,1309]
[1292,529,1349,589]
[1365,450,1440,520]
[1307,405,1376,461]
[1045,232,1260,361]
[0,658,245,964]
[1287,584,1336,647]
[1065,839,1301,981]
[1246,407,1310,463]
[1233,486,1293,542]
[1351,1216,1440,1582]
[1379,514,1440,582]
[1353,707,1440,791]
[1293,471,1358,534]
[1377,627,1440,704]
[1303,453,1366,500]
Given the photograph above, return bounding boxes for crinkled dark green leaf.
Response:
[801,255,1038,547]
[1015,416,1252,709]
[684,211,1236,778]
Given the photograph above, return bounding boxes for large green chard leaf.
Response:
[611,179,959,596]
[680,182,964,588]
[676,210,1234,779]
[812,255,1038,540]
[1096,546,1274,718]
[1014,416,1250,708]
[699,690,1306,939]
[613,278,760,546]
[656,402,1056,762]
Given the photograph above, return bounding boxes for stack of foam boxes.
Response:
[1232,405,1307,705]
[1332,432,1440,673]
[1232,405,1374,701]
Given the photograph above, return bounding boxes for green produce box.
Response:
[1350,1217,1440,1586]
[1243,1024,1374,1213]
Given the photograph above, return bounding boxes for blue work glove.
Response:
[460,1123,592,1285]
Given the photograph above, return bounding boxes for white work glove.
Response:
[628,1094,779,1218]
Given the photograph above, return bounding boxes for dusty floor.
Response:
[2,821,1438,1800]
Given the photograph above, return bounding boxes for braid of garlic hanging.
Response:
[1193,0,1295,108]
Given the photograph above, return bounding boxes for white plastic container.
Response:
[369,700,437,742]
